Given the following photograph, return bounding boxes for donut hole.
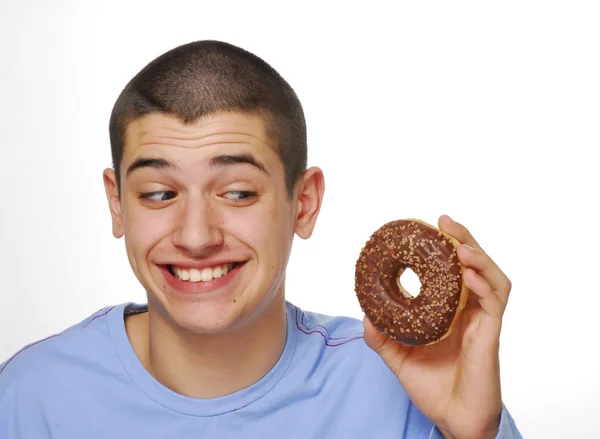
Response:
[396,268,422,299]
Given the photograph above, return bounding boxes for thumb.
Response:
[363,316,412,377]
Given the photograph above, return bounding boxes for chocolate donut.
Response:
[355,219,469,346]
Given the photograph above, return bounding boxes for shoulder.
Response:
[286,303,419,422]
[0,305,123,390]
[288,302,401,385]
[290,302,365,347]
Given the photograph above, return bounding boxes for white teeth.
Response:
[179,268,190,281]
[189,268,202,282]
[201,268,212,282]
[173,263,234,283]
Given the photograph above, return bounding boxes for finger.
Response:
[463,268,506,319]
[438,215,482,251]
[362,316,411,376]
[457,244,512,304]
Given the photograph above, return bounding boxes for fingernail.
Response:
[444,214,454,223]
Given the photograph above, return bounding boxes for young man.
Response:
[0,41,522,438]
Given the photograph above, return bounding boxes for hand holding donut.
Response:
[358,215,511,439]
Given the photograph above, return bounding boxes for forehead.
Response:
[123,111,274,159]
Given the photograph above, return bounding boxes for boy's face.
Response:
[103,111,321,334]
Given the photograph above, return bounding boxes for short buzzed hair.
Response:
[109,40,307,197]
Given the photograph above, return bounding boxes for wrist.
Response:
[436,416,500,439]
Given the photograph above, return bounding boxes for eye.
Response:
[223,190,258,201]
[139,191,177,202]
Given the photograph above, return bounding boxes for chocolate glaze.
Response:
[355,220,462,346]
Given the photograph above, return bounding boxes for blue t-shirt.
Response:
[0,302,521,438]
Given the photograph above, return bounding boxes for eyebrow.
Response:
[126,158,180,177]
[208,153,269,175]
[125,154,269,178]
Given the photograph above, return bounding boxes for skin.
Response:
[103,111,324,398]
[104,110,510,437]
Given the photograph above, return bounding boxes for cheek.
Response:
[225,201,293,253]
[124,206,173,254]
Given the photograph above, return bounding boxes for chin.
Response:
[165,297,248,335]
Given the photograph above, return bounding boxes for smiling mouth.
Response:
[167,262,243,283]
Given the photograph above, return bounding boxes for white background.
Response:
[1,1,599,437]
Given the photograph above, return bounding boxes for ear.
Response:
[103,168,125,238]
[294,166,325,239]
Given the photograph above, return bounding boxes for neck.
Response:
[126,295,287,399]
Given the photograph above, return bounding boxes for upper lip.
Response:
[161,259,246,270]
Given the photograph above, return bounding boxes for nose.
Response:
[171,195,224,255]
